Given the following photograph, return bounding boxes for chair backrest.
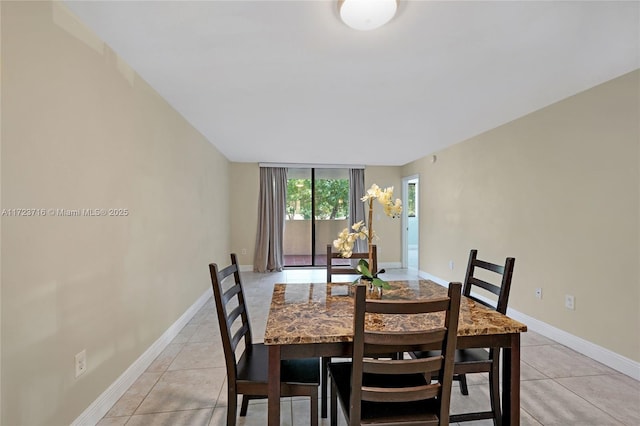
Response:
[463,249,515,314]
[326,244,377,283]
[349,282,462,425]
[209,253,252,380]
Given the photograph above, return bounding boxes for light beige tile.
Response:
[290,397,318,426]
[449,382,544,425]
[450,383,492,416]
[215,377,228,407]
[450,408,542,426]
[208,407,227,426]
[96,416,129,426]
[223,399,293,426]
[555,374,640,425]
[126,408,213,426]
[521,344,617,378]
[519,410,544,426]
[135,367,226,414]
[521,379,624,425]
[189,324,221,343]
[520,360,549,381]
[105,372,162,417]
[458,372,488,387]
[172,323,200,344]
[521,331,557,347]
[168,341,226,370]
[188,301,215,323]
[147,343,185,373]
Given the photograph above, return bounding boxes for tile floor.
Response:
[98,268,639,426]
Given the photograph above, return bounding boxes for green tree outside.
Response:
[286,178,349,220]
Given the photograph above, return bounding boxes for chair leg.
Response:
[330,379,338,426]
[239,395,250,416]
[310,388,319,426]
[321,357,330,418]
[227,389,237,426]
[458,373,469,395]
[489,351,502,426]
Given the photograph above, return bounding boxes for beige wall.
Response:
[229,163,259,266]
[229,164,405,268]
[364,166,404,265]
[403,70,639,362]
[1,2,230,425]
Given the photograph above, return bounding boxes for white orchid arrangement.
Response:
[333,184,402,289]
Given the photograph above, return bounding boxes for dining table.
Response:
[264,279,527,425]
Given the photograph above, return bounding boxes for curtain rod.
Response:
[258,163,365,169]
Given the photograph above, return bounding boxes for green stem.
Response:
[368,199,373,272]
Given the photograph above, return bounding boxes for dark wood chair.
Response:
[322,244,378,418]
[410,249,516,425]
[209,254,320,426]
[326,244,377,283]
[328,282,462,426]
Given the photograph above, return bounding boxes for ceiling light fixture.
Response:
[339,0,397,31]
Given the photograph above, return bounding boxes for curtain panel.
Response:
[254,167,287,272]
[349,168,367,258]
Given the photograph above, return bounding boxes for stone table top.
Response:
[264,280,527,346]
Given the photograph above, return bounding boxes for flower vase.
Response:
[359,276,373,290]
[359,277,383,299]
[370,284,383,299]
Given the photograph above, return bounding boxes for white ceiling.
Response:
[63,0,639,166]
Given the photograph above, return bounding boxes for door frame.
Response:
[402,174,419,270]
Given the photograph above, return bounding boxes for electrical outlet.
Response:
[448,260,454,270]
[75,350,87,378]
[241,248,247,255]
[565,294,575,310]
[535,288,542,299]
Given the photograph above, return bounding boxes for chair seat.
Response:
[414,348,490,364]
[328,362,440,424]
[237,343,320,385]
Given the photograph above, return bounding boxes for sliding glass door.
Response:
[284,168,350,267]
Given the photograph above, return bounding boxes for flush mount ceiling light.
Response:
[339,0,398,31]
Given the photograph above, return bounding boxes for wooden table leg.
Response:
[502,333,521,426]
[268,345,281,426]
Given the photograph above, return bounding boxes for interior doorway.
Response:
[402,175,419,271]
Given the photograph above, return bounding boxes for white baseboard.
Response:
[71,289,212,426]
[380,262,402,269]
[505,309,640,381]
[418,270,640,381]
[241,263,402,272]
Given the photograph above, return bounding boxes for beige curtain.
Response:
[253,167,287,272]
[349,168,367,258]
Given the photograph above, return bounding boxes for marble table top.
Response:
[264,280,527,346]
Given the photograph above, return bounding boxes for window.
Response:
[284,168,350,266]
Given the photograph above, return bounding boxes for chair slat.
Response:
[474,259,505,274]
[229,323,250,352]
[364,329,446,346]
[467,276,501,296]
[221,283,242,305]
[326,244,377,283]
[362,383,441,403]
[363,357,443,375]
[365,297,450,314]
[225,304,245,329]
